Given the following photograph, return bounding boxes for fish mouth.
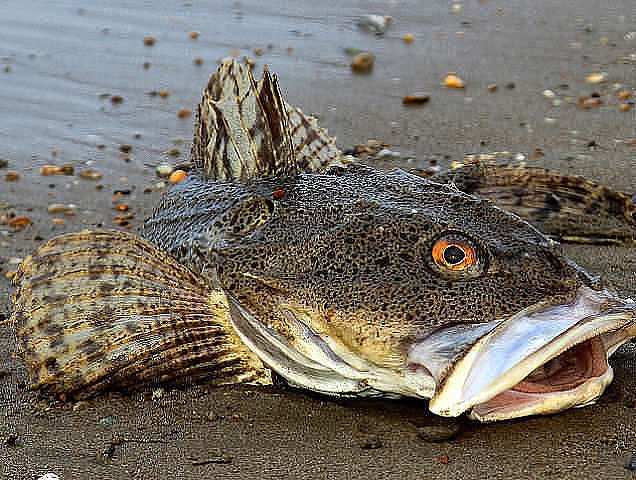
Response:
[410,286,636,422]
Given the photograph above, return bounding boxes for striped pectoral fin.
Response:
[428,164,635,244]
[9,229,269,397]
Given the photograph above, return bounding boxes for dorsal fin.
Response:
[191,58,296,181]
[191,59,341,180]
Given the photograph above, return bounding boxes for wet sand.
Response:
[0,1,634,479]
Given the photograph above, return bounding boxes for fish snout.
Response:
[408,286,635,421]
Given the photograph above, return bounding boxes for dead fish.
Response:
[8,59,636,422]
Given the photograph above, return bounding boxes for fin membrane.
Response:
[191,58,340,181]
[428,164,635,244]
[9,230,268,398]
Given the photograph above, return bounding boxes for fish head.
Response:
[199,163,635,421]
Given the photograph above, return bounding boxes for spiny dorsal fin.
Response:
[191,59,341,180]
[191,58,295,181]
[286,104,341,173]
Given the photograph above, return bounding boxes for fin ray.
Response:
[10,229,269,397]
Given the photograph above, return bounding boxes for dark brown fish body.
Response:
[8,59,636,422]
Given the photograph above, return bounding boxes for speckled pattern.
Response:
[144,163,588,367]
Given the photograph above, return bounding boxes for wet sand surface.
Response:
[0,1,634,478]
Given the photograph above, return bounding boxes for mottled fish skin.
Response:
[7,59,635,420]
[143,165,587,370]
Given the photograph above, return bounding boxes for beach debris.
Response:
[452,4,462,13]
[444,73,466,89]
[357,14,391,35]
[110,95,124,104]
[542,89,556,98]
[8,216,32,229]
[79,169,103,180]
[47,204,77,214]
[351,52,375,73]
[0,158,8,168]
[159,89,170,98]
[194,56,203,66]
[486,84,498,92]
[189,31,199,39]
[4,171,19,181]
[619,104,631,112]
[585,73,606,84]
[178,108,193,118]
[143,36,155,47]
[617,91,631,100]
[52,218,65,225]
[403,33,414,43]
[40,164,74,176]
[169,170,186,183]
[156,163,174,178]
[577,95,603,109]
[402,92,430,105]
[417,424,461,443]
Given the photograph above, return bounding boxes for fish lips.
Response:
[408,286,636,422]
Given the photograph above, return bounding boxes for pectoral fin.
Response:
[427,163,635,244]
[9,230,268,398]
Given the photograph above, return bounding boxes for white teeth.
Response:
[428,287,635,418]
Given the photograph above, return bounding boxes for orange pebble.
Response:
[178,108,192,118]
[169,169,186,183]
[52,218,65,225]
[444,73,466,89]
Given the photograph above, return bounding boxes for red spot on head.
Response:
[272,189,285,199]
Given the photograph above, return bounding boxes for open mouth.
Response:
[410,286,636,422]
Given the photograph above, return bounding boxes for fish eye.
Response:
[430,235,479,274]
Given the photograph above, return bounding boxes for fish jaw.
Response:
[411,286,635,422]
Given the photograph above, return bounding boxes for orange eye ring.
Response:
[431,238,477,271]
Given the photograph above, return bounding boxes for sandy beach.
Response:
[0,1,634,478]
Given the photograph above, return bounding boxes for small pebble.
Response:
[194,57,203,66]
[189,31,199,39]
[143,36,155,47]
[585,73,606,84]
[451,4,462,13]
[486,84,498,92]
[159,89,170,98]
[417,424,461,443]
[47,204,77,214]
[617,91,631,100]
[4,171,20,181]
[111,95,124,104]
[51,218,65,225]
[357,14,391,35]
[0,158,8,168]
[542,89,556,98]
[402,93,430,105]
[403,33,414,43]
[40,164,74,176]
[351,53,375,73]
[444,73,465,89]
[253,48,264,56]
[178,108,192,118]
[120,144,132,153]
[169,170,186,183]
[79,169,103,180]
[9,216,32,228]
[619,104,630,112]
[156,163,174,178]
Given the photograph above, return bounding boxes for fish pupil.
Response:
[443,245,465,265]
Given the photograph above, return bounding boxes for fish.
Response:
[8,58,636,422]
